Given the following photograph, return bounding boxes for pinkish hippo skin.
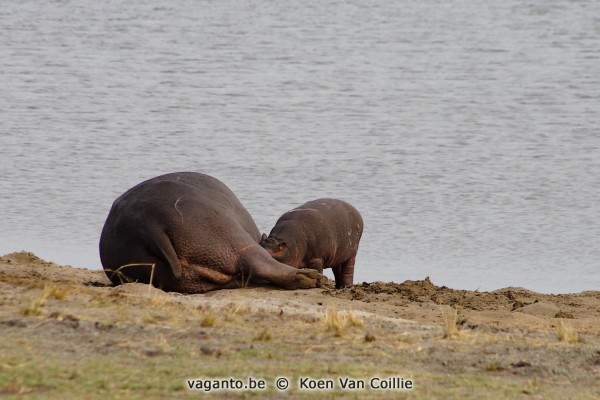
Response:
[260,199,363,289]
[99,172,324,293]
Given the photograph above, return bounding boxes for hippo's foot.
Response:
[281,269,325,290]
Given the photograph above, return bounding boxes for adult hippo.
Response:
[99,172,324,293]
[260,198,363,289]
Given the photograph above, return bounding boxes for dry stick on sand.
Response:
[238,269,253,289]
[105,263,157,290]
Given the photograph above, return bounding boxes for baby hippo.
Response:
[260,198,363,289]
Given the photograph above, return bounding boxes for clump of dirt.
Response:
[329,277,517,311]
[333,277,574,311]
[325,276,600,332]
[0,251,110,287]
[1,251,47,264]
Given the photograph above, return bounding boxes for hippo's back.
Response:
[272,198,363,250]
[281,198,362,230]
[114,172,258,236]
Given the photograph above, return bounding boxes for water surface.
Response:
[2,0,599,293]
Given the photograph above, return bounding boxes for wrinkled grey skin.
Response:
[99,172,323,293]
[260,199,363,289]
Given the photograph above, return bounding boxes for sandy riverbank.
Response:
[1,251,599,399]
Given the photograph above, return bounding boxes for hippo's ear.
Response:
[261,233,268,242]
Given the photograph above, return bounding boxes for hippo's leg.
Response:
[332,265,343,288]
[172,260,240,293]
[183,260,237,284]
[150,229,182,279]
[333,257,355,289]
[240,248,324,290]
[175,278,242,294]
[250,261,323,290]
[307,259,324,274]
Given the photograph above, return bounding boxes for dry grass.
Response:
[485,361,504,371]
[152,334,171,353]
[45,284,69,300]
[104,263,156,286]
[21,293,49,316]
[440,306,460,339]
[238,271,253,290]
[522,379,541,395]
[254,328,272,341]
[200,311,218,327]
[147,288,170,306]
[142,312,170,324]
[556,319,581,343]
[321,307,364,337]
[346,310,365,328]
[223,302,249,321]
[0,379,31,396]
[21,284,67,316]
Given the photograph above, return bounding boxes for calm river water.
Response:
[1,0,599,293]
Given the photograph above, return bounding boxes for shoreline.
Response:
[1,251,599,399]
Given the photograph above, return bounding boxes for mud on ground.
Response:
[1,251,600,399]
